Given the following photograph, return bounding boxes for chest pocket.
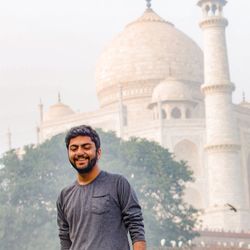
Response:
[91,194,110,214]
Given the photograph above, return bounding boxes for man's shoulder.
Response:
[102,170,128,182]
[58,181,77,199]
[101,171,131,190]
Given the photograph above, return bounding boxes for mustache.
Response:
[74,154,90,160]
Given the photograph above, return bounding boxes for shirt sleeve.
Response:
[117,176,146,244]
[56,192,72,250]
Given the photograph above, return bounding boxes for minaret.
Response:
[6,128,12,151]
[198,0,250,231]
[118,84,124,138]
[38,99,44,123]
[37,99,44,145]
[157,98,163,146]
[36,126,40,145]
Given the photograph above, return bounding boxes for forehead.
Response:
[69,135,94,146]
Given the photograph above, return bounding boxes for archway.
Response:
[171,107,181,119]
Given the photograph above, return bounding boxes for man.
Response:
[57,125,146,250]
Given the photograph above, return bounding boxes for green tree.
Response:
[0,130,199,249]
[0,134,73,250]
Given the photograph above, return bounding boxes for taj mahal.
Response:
[36,0,250,234]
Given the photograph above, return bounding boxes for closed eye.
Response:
[70,146,78,152]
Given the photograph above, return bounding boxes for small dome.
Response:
[44,101,74,122]
[239,94,250,109]
[239,101,250,109]
[151,78,193,103]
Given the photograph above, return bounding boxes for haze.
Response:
[0,0,249,154]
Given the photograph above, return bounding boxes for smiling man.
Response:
[56,125,146,250]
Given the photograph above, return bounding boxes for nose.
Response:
[76,148,88,157]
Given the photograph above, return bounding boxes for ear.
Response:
[97,148,102,160]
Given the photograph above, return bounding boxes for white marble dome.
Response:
[151,78,193,103]
[44,101,74,122]
[95,8,203,107]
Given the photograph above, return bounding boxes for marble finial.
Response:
[146,0,151,9]
[58,92,61,103]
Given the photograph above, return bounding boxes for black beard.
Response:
[70,155,98,174]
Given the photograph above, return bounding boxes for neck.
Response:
[77,165,101,185]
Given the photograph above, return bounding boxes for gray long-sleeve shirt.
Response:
[56,171,145,250]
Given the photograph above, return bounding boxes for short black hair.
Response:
[65,125,101,150]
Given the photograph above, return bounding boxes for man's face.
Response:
[68,135,101,174]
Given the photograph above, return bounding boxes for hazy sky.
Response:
[0,0,249,154]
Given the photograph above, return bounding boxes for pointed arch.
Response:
[174,140,200,176]
[161,109,167,119]
[153,107,167,120]
[171,107,181,119]
[186,108,192,119]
